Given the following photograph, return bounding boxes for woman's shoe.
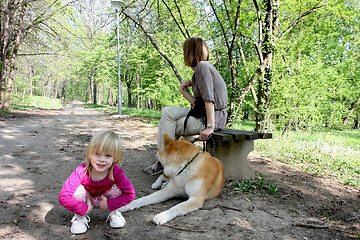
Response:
[142,161,163,175]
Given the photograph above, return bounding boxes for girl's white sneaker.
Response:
[70,214,90,234]
[107,210,126,228]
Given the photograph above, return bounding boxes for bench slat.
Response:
[257,132,273,139]
[212,128,272,141]
[211,131,233,142]
[219,129,246,141]
[222,128,260,141]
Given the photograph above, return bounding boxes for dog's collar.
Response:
[176,152,200,176]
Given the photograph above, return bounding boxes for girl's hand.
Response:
[179,80,192,91]
[200,127,214,139]
[99,195,108,210]
[85,196,93,215]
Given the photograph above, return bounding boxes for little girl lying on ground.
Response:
[58,130,136,234]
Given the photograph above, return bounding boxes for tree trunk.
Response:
[108,88,113,105]
[0,54,9,108]
[29,69,33,96]
[228,74,260,127]
[93,82,97,105]
[98,86,103,104]
[89,78,93,103]
[0,5,11,107]
[88,67,96,104]
[250,0,322,131]
[343,97,360,127]
[22,78,28,103]
[2,6,25,110]
[51,79,57,98]
[61,80,67,104]
[253,0,278,132]
[137,82,140,109]
[353,114,359,129]
[126,75,133,107]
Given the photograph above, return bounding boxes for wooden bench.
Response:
[205,128,272,180]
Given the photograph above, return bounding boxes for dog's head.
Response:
[158,133,199,177]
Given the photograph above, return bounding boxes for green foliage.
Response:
[269,0,360,131]
[231,120,256,131]
[270,59,351,130]
[9,0,359,132]
[232,174,278,195]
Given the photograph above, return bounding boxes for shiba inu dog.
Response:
[118,133,224,225]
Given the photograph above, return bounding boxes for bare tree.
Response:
[0,0,76,109]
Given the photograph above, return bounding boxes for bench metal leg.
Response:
[207,139,255,180]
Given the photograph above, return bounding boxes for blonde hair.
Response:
[85,130,123,181]
[183,37,209,68]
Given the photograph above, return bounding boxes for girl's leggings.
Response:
[72,184,122,208]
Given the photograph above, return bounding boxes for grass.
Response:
[1,94,63,112]
[230,120,360,189]
[232,173,278,196]
[84,104,161,126]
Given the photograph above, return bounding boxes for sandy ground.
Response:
[0,101,359,240]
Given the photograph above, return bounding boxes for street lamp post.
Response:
[111,0,125,116]
[115,8,122,115]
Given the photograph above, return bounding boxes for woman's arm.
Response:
[199,101,215,139]
[179,80,196,105]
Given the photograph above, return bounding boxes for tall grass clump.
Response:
[255,129,360,188]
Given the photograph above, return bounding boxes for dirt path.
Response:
[0,102,359,239]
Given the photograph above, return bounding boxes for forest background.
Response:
[0,0,359,187]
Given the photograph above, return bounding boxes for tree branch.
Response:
[121,10,183,83]
[209,0,229,49]
[173,0,190,38]
[252,0,264,65]
[275,4,325,41]
[161,0,187,39]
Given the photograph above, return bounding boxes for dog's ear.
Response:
[178,136,187,142]
[163,132,173,146]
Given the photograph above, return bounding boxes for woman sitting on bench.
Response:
[143,37,228,175]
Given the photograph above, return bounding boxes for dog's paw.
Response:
[117,204,134,213]
[151,180,162,190]
[117,206,129,213]
[151,179,169,190]
[152,211,172,225]
[160,180,169,189]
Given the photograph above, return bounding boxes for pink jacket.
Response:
[58,163,135,216]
